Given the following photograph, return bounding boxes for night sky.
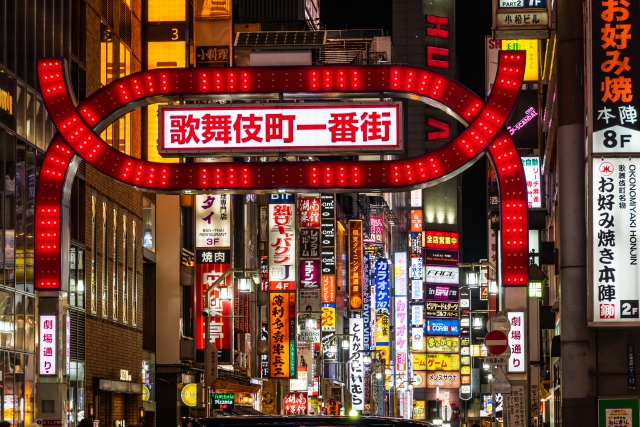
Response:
[322,0,493,262]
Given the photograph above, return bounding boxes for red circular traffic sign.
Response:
[485,330,508,355]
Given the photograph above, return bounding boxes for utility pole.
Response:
[558,1,597,427]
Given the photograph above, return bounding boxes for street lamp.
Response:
[341,337,350,350]
[529,260,547,298]
[219,286,232,301]
[203,268,260,418]
[465,271,478,287]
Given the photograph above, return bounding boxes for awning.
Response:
[212,379,261,394]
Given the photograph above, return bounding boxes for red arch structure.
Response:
[35,52,529,291]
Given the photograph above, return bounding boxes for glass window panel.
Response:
[15,85,25,138]
[70,246,77,307]
[26,91,34,143]
[146,103,177,163]
[24,355,34,424]
[0,73,16,131]
[35,99,45,149]
[13,353,23,427]
[101,200,108,318]
[4,134,15,287]
[132,219,137,328]
[77,248,85,310]
[142,198,155,253]
[148,0,185,21]
[112,206,118,321]
[0,291,14,349]
[147,41,186,69]
[122,213,127,324]
[25,297,34,353]
[15,140,25,291]
[100,25,113,86]
[25,146,35,294]
[91,194,97,315]
[3,352,14,425]
[13,293,23,351]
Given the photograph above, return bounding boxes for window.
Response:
[90,194,97,315]
[142,198,155,253]
[132,219,137,328]
[0,290,14,349]
[69,245,85,309]
[101,200,108,318]
[112,205,118,321]
[122,211,128,324]
[66,362,85,427]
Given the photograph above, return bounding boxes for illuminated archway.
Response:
[35,52,528,291]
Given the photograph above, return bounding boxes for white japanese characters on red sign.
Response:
[507,311,525,373]
[195,194,231,248]
[159,103,402,154]
[269,200,297,290]
[39,315,57,375]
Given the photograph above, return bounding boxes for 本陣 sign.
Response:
[195,194,231,247]
[269,292,296,378]
[591,0,640,155]
[348,220,364,311]
[159,103,402,154]
[591,158,640,323]
[269,200,296,291]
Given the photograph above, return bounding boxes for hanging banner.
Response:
[39,315,57,375]
[269,292,297,378]
[426,318,460,336]
[425,284,460,301]
[195,249,232,362]
[298,197,321,228]
[375,259,391,359]
[411,209,423,232]
[395,252,408,296]
[426,336,460,353]
[269,195,296,291]
[284,392,308,415]
[365,216,384,244]
[522,156,542,208]
[395,295,409,388]
[426,353,460,371]
[412,327,425,351]
[424,231,460,249]
[423,248,460,265]
[363,253,372,351]
[425,265,460,285]
[321,275,336,304]
[300,229,320,258]
[410,232,423,255]
[427,371,461,388]
[349,220,364,311]
[195,194,231,247]
[299,289,321,313]
[349,318,365,410]
[508,311,526,373]
[300,260,320,289]
[320,194,336,275]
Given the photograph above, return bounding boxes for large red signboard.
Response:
[159,103,402,154]
[195,249,232,362]
[35,53,529,295]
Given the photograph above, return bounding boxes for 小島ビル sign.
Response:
[159,103,402,154]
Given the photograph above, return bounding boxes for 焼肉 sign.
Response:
[159,103,402,154]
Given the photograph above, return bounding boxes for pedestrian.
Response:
[78,419,94,427]
[0,422,11,427]
[187,420,198,427]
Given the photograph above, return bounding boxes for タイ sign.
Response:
[159,103,402,155]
